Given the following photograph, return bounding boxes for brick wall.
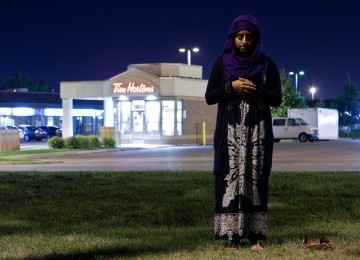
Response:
[183,98,217,144]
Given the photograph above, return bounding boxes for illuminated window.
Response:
[146,101,160,133]
[177,100,183,135]
[0,107,12,115]
[119,101,131,134]
[44,108,63,117]
[162,100,175,136]
[132,100,145,111]
[12,107,35,116]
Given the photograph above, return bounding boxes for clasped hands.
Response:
[231,78,256,95]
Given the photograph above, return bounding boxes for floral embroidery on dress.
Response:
[215,99,268,238]
[222,100,265,207]
[214,212,267,238]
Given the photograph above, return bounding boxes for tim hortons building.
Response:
[60,63,217,146]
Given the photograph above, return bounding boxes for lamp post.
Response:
[289,70,305,93]
[179,47,199,65]
[309,86,317,100]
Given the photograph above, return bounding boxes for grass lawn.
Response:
[0,148,117,164]
[0,171,359,259]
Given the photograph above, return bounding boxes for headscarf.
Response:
[223,15,267,82]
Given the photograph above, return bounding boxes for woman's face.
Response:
[234,30,255,54]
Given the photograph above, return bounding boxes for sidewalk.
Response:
[20,142,171,151]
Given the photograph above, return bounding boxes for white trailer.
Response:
[288,108,339,140]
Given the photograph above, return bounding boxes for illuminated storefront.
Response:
[60,63,216,146]
[0,90,103,134]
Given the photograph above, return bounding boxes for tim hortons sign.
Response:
[113,82,155,94]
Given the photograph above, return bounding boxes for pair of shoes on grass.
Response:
[303,235,335,250]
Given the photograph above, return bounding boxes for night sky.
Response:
[1,0,359,99]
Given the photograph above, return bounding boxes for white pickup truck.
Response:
[272,117,319,142]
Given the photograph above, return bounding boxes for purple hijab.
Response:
[223,15,267,81]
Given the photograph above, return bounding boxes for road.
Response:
[1,139,360,172]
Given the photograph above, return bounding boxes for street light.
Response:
[179,47,199,65]
[309,86,317,100]
[289,70,305,93]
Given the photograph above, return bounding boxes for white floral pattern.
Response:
[222,100,265,207]
[215,212,267,239]
[215,99,268,238]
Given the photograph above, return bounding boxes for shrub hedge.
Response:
[48,135,115,149]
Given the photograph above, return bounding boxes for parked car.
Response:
[38,125,62,138]
[5,125,25,140]
[17,125,47,141]
[272,117,319,142]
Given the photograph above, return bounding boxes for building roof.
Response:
[0,91,103,109]
[61,63,207,100]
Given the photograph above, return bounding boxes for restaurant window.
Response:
[162,100,175,136]
[132,100,145,111]
[177,100,183,135]
[119,101,131,134]
[145,101,160,134]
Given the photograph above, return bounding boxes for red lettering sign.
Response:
[113,82,155,94]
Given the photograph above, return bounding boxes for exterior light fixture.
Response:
[309,86,317,100]
[289,71,305,93]
[179,47,199,65]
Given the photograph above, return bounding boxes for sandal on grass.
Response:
[320,236,335,249]
[303,235,335,250]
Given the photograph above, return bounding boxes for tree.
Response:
[1,72,30,90]
[1,72,51,92]
[313,99,327,108]
[30,80,52,92]
[271,70,307,117]
[332,75,360,127]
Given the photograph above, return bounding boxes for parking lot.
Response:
[6,139,360,172]
[20,139,49,150]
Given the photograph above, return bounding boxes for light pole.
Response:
[289,71,305,93]
[309,86,317,100]
[179,47,199,65]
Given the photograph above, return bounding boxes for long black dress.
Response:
[205,54,282,242]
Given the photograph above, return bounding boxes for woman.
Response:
[205,15,282,250]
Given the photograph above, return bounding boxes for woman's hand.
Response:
[231,78,256,95]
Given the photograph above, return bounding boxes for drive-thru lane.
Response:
[2,140,360,172]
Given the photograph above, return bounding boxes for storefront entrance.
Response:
[116,99,184,144]
[132,110,144,142]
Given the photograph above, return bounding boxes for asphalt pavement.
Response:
[1,139,359,172]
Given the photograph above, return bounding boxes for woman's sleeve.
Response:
[205,56,229,105]
[256,58,282,107]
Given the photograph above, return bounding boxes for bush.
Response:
[339,127,360,138]
[102,137,116,148]
[350,129,360,139]
[88,135,101,148]
[47,136,65,149]
[76,135,90,148]
[50,135,116,149]
[64,136,81,149]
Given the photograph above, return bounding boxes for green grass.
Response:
[0,147,113,157]
[0,149,73,163]
[0,148,117,163]
[0,171,359,259]
[0,149,67,157]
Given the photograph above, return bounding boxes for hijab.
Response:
[223,15,267,82]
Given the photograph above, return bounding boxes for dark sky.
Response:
[1,0,359,99]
